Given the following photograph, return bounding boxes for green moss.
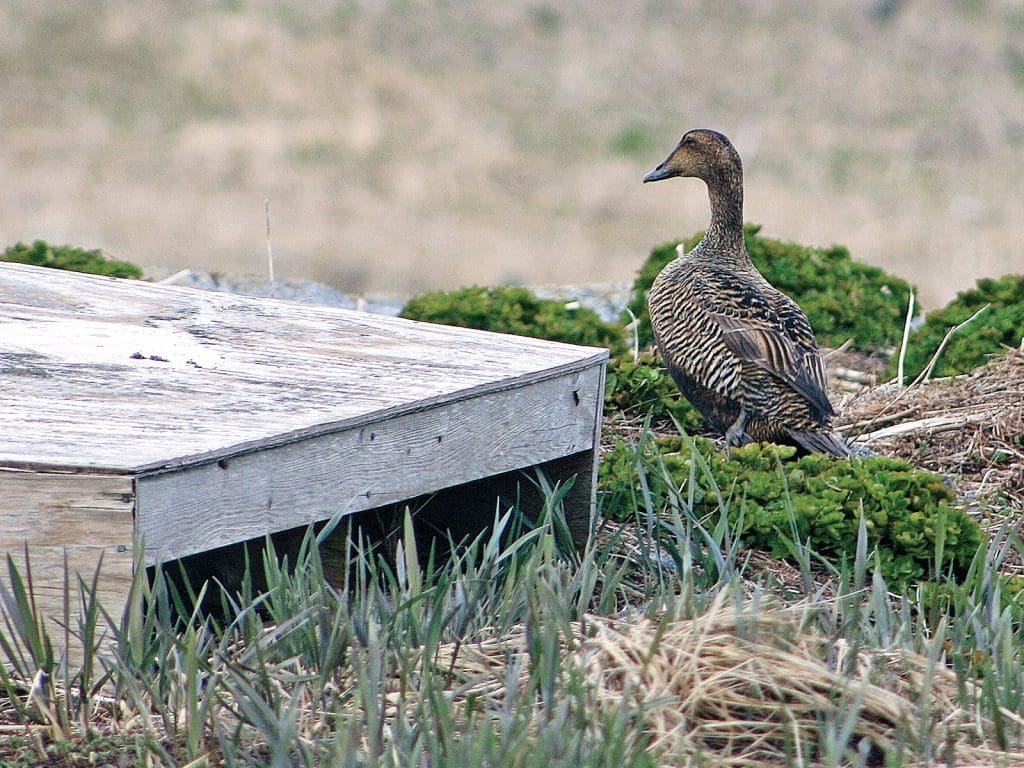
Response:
[889,273,1024,380]
[400,285,627,356]
[604,353,704,433]
[599,436,981,588]
[626,224,913,352]
[2,240,143,279]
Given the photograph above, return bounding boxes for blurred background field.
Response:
[2,0,1022,308]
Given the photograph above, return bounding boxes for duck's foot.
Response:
[848,442,878,459]
[724,409,749,458]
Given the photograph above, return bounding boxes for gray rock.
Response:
[151,268,406,316]
[148,269,633,323]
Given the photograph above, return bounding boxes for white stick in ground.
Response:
[265,198,276,299]
[896,289,915,388]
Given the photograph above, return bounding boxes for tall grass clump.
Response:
[0,496,668,766]
[0,472,1018,765]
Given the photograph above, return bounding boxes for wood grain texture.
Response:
[136,365,603,562]
[0,263,607,473]
[565,357,606,542]
[0,469,135,632]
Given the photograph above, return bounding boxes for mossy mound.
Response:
[3,240,143,279]
[599,436,981,588]
[400,285,628,356]
[889,274,1024,380]
[604,353,704,433]
[626,224,913,352]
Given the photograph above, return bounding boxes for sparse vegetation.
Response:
[892,273,1024,380]
[2,239,143,279]
[6,3,1023,303]
[626,225,914,352]
[610,123,655,158]
[529,4,561,33]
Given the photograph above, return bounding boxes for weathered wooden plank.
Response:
[136,364,603,563]
[0,470,135,634]
[0,262,607,473]
[564,356,606,542]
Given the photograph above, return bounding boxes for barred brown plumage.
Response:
[642,129,852,458]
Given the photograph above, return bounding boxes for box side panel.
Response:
[136,364,603,563]
[0,470,135,634]
[561,357,606,546]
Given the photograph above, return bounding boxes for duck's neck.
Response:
[696,166,749,267]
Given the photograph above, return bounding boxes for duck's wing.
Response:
[693,273,833,422]
[769,289,832,408]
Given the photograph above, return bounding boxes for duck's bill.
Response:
[643,165,673,183]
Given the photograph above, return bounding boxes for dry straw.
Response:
[842,349,1024,516]
[426,593,1023,766]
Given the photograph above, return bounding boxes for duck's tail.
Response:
[786,428,859,459]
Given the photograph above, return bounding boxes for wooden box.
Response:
[0,263,607,629]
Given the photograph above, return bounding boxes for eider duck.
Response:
[642,129,852,458]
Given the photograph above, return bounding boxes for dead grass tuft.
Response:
[430,594,1022,766]
[840,350,1024,516]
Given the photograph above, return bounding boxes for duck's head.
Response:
[643,129,741,185]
